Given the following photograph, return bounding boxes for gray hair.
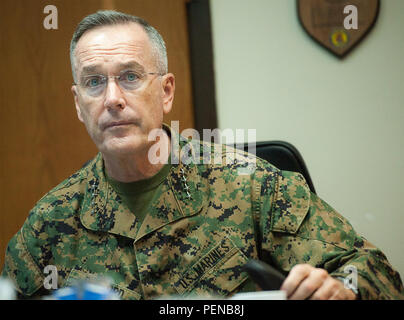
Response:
[70,10,168,82]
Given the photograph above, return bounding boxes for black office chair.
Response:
[237,141,316,194]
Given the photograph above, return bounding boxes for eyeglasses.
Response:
[74,70,164,97]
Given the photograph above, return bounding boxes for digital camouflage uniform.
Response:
[2,129,404,300]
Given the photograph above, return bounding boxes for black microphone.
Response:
[243,260,286,291]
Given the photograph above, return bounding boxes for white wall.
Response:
[210,0,404,278]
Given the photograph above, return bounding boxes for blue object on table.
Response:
[51,280,119,300]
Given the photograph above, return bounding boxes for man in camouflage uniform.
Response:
[2,11,403,300]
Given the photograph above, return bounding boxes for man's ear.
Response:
[161,73,175,115]
[71,85,84,123]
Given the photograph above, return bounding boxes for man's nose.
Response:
[104,77,126,110]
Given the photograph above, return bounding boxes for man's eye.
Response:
[85,77,102,87]
[124,72,139,82]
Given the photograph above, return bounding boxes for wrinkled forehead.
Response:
[74,23,154,75]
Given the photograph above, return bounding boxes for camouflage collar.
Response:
[79,127,207,242]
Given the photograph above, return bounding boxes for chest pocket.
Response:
[173,237,249,298]
[65,267,142,300]
[270,171,311,234]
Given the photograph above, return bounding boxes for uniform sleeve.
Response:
[2,210,46,297]
[256,168,404,300]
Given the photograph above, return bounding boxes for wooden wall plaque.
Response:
[297,0,380,58]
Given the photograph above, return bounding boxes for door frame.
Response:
[187,0,218,134]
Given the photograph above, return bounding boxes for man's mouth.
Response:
[102,121,136,130]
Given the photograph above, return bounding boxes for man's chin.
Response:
[100,136,149,157]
